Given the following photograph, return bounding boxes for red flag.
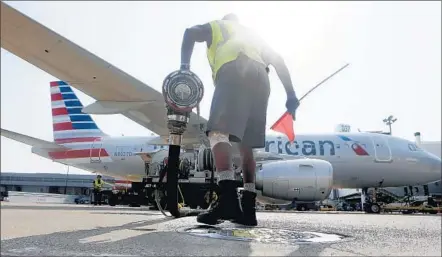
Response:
[270,112,295,142]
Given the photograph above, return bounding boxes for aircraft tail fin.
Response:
[50,81,107,144]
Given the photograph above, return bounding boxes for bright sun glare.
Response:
[230,1,343,73]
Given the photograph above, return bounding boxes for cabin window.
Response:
[408,144,417,151]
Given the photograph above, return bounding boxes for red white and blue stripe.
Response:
[50,81,106,145]
[49,81,111,163]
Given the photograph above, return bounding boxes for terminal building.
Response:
[0,172,115,196]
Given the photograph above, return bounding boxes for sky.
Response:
[1,1,441,175]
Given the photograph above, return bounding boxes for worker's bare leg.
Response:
[196,131,242,225]
[240,144,256,191]
[230,144,258,226]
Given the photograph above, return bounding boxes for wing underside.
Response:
[1,2,296,163]
[1,2,206,147]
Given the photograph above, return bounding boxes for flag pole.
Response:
[299,63,350,102]
[270,63,351,140]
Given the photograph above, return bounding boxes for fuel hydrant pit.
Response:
[181,225,349,245]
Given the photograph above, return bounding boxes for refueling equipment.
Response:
[161,69,205,218]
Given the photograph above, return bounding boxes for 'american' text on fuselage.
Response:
[265,139,336,156]
[147,139,336,156]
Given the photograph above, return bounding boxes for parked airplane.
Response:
[1,2,441,208]
[1,81,440,201]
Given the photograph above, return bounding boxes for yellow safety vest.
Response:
[93,179,103,189]
[207,20,266,81]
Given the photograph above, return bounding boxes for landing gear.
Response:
[368,203,381,214]
[296,204,307,211]
[362,187,381,214]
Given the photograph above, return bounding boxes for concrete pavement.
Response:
[1,202,441,256]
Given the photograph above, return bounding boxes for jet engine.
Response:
[255,158,333,202]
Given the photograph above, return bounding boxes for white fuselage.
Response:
[32,132,441,189]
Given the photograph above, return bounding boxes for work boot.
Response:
[197,180,243,225]
[232,190,258,226]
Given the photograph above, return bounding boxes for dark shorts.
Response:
[206,55,270,148]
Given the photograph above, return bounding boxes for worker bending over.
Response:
[93,175,104,205]
[180,13,299,226]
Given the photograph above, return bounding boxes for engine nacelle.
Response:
[255,158,333,202]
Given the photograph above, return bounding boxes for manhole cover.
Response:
[181,225,347,245]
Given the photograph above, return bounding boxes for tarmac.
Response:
[1,202,441,256]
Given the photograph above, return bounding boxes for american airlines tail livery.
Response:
[0,2,440,208]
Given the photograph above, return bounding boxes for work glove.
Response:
[286,92,300,121]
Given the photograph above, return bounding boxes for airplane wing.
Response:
[1,2,205,147]
[1,3,297,163]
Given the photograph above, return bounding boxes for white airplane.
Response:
[1,2,441,207]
